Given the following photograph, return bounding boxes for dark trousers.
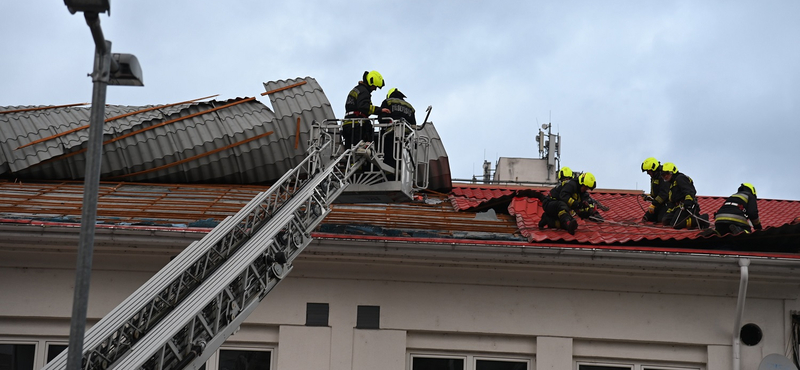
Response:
[715,221,750,235]
[342,120,373,148]
[381,130,397,169]
[542,199,574,228]
[642,204,668,223]
[663,203,703,229]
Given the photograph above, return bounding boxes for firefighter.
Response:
[661,163,708,229]
[640,157,670,223]
[557,167,605,221]
[558,167,573,184]
[377,87,416,177]
[343,70,390,148]
[538,172,598,235]
[711,183,762,235]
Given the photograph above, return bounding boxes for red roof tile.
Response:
[454,185,800,246]
[449,186,516,211]
[449,184,550,212]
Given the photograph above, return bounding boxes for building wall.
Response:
[494,157,556,184]
[1,235,799,370]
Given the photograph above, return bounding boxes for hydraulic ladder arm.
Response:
[44,128,369,370]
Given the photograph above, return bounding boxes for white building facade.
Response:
[1,226,798,370]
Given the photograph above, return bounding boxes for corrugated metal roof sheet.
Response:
[417,123,452,192]
[16,98,294,183]
[1,76,452,190]
[0,103,193,173]
[0,78,337,184]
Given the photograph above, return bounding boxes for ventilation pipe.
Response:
[733,258,750,370]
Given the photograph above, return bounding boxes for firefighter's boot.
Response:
[559,212,577,235]
[538,214,551,230]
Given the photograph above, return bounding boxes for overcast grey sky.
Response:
[3,1,799,200]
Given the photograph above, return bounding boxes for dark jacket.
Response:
[715,190,761,229]
[649,174,670,208]
[548,179,589,210]
[666,172,697,208]
[378,97,416,126]
[345,82,378,118]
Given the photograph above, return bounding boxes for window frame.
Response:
[409,353,468,370]
[576,362,634,370]
[202,345,274,370]
[576,362,700,370]
[44,342,68,364]
[473,354,531,370]
[0,341,38,370]
[409,352,532,370]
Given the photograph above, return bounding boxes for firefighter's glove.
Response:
[682,199,695,210]
[646,204,655,214]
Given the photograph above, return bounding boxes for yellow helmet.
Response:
[641,157,660,172]
[739,183,757,196]
[661,162,678,175]
[579,172,596,190]
[387,87,405,99]
[363,70,385,88]
[558,166,573,180]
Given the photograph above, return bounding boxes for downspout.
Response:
[733,258,750,370]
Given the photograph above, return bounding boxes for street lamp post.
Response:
[62,1,143,369]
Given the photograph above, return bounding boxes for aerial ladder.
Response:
[43,116,428,370]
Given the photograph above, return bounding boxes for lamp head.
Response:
[109,53,144,86]
[64,0,110,15]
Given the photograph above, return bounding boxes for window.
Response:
[577,363,698,370]
[411,355,530,370]
[306,303,329,326]
[578,365,632,370]
[356,305,380,329]
[0,343,35,370]
[46,344,68,364]
[412,356,465,370]
[218,349,271,370]
[475,358,528,370]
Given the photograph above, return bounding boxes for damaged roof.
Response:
[1,75,796,257]
[450,183,800,252]
[0,78,326,184]
[0,77,451,190]
[0,180,798,255]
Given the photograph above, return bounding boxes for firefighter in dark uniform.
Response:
[558,167,574,184]
[556,167,605,221]
[661,163,708,229]
[712,183,762,235]
[640,157,670,223]
[538,172,598,235]
[343,70,390,148]
[377,87,416,176]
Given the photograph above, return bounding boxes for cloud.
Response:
[2,0,799,200]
